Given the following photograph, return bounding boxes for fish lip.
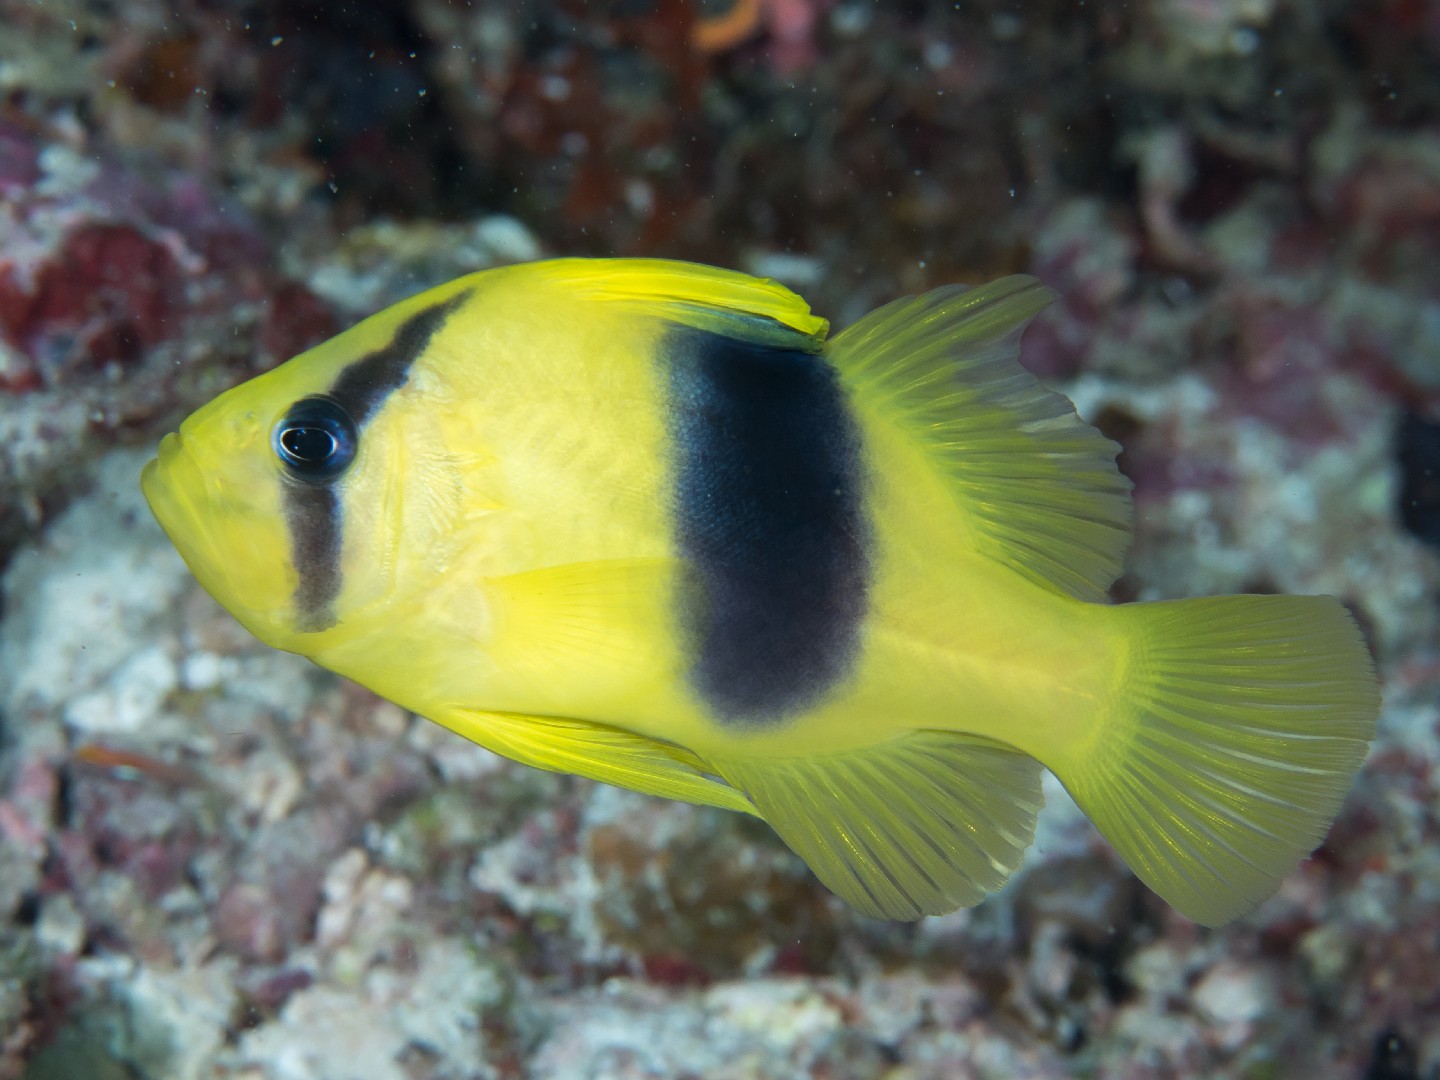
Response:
[142,431,229,591]
[141,431,186,525]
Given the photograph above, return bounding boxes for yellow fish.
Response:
[142,258,1378,925]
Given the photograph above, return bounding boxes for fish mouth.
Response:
[142,427,296,650]
[141,431,226,589]
[141,432,189,538]
[140,431,180,527]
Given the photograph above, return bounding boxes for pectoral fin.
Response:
[484,558,680,694]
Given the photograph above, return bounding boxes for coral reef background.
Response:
[1,0,1438,1077]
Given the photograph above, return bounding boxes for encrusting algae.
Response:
[141,258,1379,926]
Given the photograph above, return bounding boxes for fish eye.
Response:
[272,397,357,482]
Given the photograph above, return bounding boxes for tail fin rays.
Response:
[1050,595,1378,926]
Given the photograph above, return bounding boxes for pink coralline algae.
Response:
[0,223,183,379]
[0,119,338,570]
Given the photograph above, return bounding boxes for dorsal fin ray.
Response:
[531,257,829,352]
[828,275,1133,601]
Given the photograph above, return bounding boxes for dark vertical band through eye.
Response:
[279,291,470,633]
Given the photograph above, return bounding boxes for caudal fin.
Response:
[1052,595,1378,926]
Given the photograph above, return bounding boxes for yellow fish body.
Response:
[142,259,1379,925]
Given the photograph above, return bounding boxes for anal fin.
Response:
[432,707,759,817]
[711,731,1045,920]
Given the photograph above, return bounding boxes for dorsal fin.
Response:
[530,258,829,352]
[828,276,1133,601]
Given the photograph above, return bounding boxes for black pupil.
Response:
[274,396,356,481]
[280,425,336,464]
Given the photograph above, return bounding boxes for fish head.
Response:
[141,280,496,661]
[142,351,347,653]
